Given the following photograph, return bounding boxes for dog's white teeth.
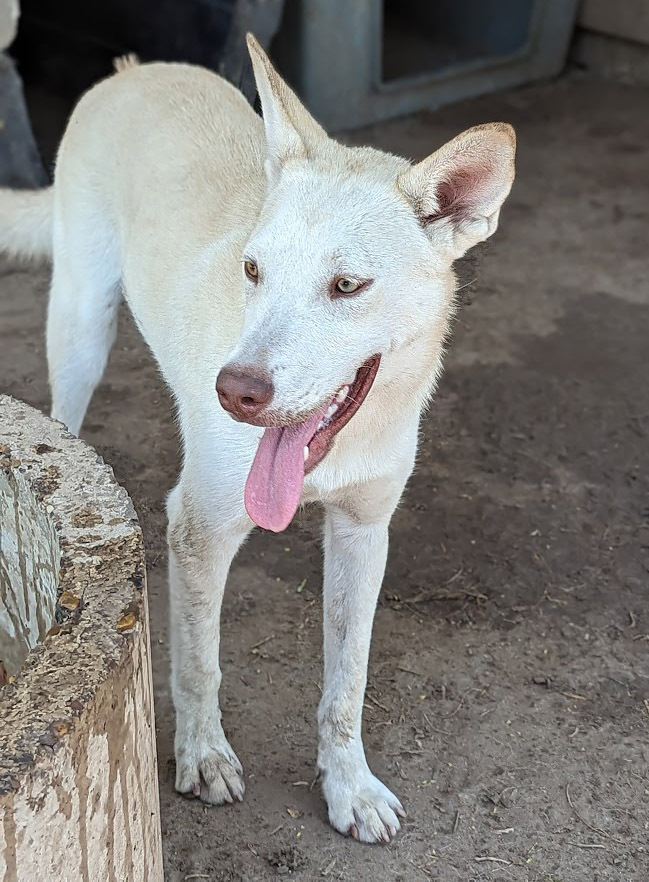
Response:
[304,446,309,462]
[335,386,349,404]
[316,420,325,432]
[326,403,338,419]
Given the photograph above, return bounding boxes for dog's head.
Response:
[217,35,516,531]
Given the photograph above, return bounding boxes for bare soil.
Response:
[1,72,648,881]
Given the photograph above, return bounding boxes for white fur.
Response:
[0,35,515,843]
[0,187,53,261]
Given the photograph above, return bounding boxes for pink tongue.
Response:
[244,406,327,532]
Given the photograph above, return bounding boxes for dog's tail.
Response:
[0,187,53,262]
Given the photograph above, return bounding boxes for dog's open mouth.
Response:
[244,354,381,532]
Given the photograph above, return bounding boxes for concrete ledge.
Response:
[579,0,649,47]
[572,28,649,85]
[0,396,163,882]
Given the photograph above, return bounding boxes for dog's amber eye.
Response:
[334,277,361,296]
[244,259,259,282]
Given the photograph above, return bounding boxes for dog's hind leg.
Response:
[167,457,252,805]
[46,210,121,435]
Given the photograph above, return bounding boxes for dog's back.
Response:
[1,61,265,258]
[0,61,269,424]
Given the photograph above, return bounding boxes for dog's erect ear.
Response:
[246,33,327,185]
[398,123,516,259]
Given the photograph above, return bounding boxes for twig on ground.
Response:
[565,783,626,845]
[366,692,390,713]
[407,859,434,878]
[320,856,337,876]
[249,633,275,652]
[422,711,452,736]
[398,666,424,677]
[429,687,483,719]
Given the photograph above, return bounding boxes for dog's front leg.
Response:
[318,494,406,843]
[167,482,250,805]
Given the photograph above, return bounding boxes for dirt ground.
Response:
[1,71,649,881]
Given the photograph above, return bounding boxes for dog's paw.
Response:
[323,768,405,844]
[175,734,245,805]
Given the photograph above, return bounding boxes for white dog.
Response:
[0,36,515,842]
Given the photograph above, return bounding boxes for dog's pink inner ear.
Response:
[423,162,496,226]
[399,124,515,250]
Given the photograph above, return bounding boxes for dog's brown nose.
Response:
[216,366,274,421]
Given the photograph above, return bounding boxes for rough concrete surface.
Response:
[0,398,163,882]
[0,71,647,881]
